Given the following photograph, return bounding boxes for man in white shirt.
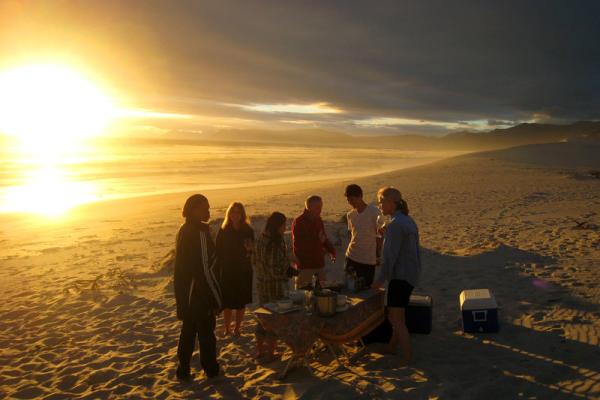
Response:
[344,184,383,286]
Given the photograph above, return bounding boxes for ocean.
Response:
[0,137,453,215]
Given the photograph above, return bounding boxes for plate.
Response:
[264,303,303,314]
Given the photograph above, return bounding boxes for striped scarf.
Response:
[198,230,223,310]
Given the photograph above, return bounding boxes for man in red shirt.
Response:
[292,195,337,287]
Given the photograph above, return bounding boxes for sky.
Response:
[1,0,599,136]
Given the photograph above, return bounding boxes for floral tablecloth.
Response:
[254,289,385,356]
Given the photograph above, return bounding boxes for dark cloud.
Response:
[3,1,599,134]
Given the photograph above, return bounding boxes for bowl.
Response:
[289,290,305,304]
[277,299,293,310]
[336,294,347,307]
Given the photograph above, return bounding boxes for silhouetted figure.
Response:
[344,184,383,287]
[372,187,421,365]
[216,202,254,337]
[174,194,222,381]
[292,195,336,288]
[254,211,289,360]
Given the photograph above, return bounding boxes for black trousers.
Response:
[345,258,376,287]
[177,312,219,377]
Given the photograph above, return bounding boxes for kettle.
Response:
[315,290,337,317]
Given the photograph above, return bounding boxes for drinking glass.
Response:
[304,290,313,314]
[376,214,389,238]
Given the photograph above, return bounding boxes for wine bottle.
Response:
[313,273,321,295]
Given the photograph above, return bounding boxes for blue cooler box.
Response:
[459,289,499,333]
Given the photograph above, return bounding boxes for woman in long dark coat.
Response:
[216,202,254,337]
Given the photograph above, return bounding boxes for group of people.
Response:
[172,184,421,381]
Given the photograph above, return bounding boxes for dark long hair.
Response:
[182,194,208,219]
[263,211,286,253]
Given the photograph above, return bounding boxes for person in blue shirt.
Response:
[372,187,421,365]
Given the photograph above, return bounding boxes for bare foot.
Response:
[219,329,230,338]
[398,356,412,367]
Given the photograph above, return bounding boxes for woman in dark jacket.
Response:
[216,202,254,337]
[174,194,222,381]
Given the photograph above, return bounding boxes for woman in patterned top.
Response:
[254,211,289,360]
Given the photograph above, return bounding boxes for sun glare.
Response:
[0,63,116,217]
[0,63,116,151]
[0,166,98,217]
[0,62,195,217]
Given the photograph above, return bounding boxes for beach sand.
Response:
[1,142,599,399]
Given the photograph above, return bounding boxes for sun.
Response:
[0,63,117,217]
[0,63,116,150]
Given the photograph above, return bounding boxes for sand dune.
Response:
[1,143,599,399]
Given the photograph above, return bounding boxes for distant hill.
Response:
[203,128,353,145]
[437,121,600,150]
[202,121,600,151]
[463,141,600,169]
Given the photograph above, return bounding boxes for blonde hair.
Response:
[377,186,409,215]
[221,202,251,229]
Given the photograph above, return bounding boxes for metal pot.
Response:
[315,291,337,317]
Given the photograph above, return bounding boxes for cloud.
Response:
[280,119,319,125]
[235,102,344,115]
[5,1,598,135]
[352,117,477,130]
[487,120,519,128]
[115,109,192,120]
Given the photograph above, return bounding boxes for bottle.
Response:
[313,273,322,294]
[312,273,322,313]
[347,271,356,292]
[287,275,298,293]
[356,276,364,292]
[283,280,290,298]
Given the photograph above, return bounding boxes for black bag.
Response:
[362,294,433,344]
[362,313,392,344]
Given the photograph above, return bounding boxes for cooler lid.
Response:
[409,294,432,306]
[460,289,497,310]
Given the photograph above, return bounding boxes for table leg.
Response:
[327,343,341,366]
[304,356,314,375]
[340,344,351,361]
[279,357,293,379]
[278,353,314,379]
